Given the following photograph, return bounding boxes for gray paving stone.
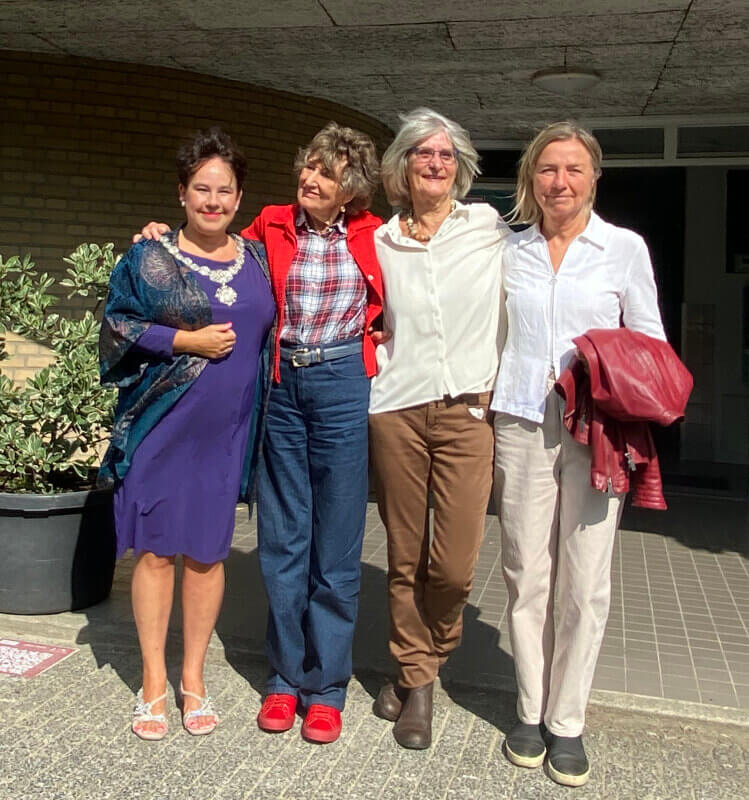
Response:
[2,498,748,799]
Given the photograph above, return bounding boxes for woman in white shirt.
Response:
[369,108,508,749]
[491,122,665,787]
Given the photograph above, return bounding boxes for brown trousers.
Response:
[369,392,494,688]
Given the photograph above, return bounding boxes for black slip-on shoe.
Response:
[504,721,547,768]
[546,734,590,787]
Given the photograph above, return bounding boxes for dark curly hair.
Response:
[176,127,247,189]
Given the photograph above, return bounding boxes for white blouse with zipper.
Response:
[490,211,666,424]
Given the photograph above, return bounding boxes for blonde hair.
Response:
[381,107,480,209]
[294,122,380,214]
[510,121,602,226]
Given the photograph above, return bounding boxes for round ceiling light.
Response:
[532,68,601,95]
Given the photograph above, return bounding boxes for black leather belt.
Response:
[279,337,362,368]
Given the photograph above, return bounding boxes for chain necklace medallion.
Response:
[160,233,244,306]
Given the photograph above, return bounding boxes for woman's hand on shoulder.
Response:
[132,222,172,243]
[173,323,236,359]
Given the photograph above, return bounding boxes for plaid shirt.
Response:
[281,208,367,345]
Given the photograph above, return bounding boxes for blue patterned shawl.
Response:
[98,230,272,503]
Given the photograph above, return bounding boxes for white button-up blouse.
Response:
[370,201,509,414]
[490,211,666,423]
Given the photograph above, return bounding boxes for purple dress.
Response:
[114,249,275,563]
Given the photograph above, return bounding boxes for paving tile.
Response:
[660,662,698,682]
[694,662,733,678]
[625,669,663,694]
[661,683,701,701]
[698,680,740,705]
[623,639,658,653]
[2,498,749,799]
[657,642,692,657]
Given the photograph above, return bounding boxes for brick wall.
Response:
[1,332,56,385]
[0,51,393,383]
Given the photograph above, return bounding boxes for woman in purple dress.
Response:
[99,129,275,740]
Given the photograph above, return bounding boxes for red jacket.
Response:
[554,328,693,510]
[241,204,383,383]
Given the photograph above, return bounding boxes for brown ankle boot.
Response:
[393,682,433,749]
[373,681,406,721]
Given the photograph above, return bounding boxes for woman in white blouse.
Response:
[369,107,508,750]
[491,122,665,787]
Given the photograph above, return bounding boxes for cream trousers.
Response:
[493,388,624,737]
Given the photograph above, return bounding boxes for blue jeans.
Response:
[256,350,370,710]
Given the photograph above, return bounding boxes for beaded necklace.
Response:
[404,200,457,242]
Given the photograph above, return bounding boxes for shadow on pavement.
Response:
[621,492,749,556]
[77,544,518,729]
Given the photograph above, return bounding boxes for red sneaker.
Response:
[301,703,342,744]
[257,693,297,732]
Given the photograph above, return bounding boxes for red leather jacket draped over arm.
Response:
[554,328,693,510]
[242,204,383,383]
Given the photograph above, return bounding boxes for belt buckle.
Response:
[289,346,323,367]
[290,347,309,367]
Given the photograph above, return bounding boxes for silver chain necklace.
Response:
[160,233,244,306]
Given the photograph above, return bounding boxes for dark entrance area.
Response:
[595,167,685,353]
[596,167,686,469]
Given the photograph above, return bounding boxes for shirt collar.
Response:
[295,206,347,235]
[517,210,607,250]
[516,224,545,248]
[577,211,607,249]
[452,199,471,218]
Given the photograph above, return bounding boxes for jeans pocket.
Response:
[325,352,367,379]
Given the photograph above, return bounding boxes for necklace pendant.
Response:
[215,285,237,306]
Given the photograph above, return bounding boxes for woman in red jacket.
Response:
[243,123,382,743]
[138,122,382,743]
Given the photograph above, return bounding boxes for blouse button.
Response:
[367,274,374,280]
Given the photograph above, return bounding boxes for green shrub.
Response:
[0,244,118,493]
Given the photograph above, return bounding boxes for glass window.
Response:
[678,126,749,157]
[593,128,664,160]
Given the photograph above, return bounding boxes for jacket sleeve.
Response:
[622,237,667,341]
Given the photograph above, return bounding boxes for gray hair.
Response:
[294,121,380,214]
[510,120,603,226]
[381,107,480,209]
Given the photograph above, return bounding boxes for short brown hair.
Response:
[294,122,380,214]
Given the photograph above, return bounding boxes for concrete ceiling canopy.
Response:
[1,0,748,139]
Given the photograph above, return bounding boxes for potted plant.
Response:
[0,244,118,614]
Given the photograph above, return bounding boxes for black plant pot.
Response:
[0,487,116,614]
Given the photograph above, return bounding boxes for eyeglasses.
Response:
[408,146,458,164]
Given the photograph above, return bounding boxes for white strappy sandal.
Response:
[179,683,219,736]
[131,687,168,741]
